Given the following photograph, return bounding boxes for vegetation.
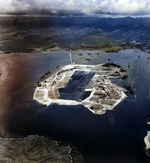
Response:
[1,16,149,53]
[80,40,122,52]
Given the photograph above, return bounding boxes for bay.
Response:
[0,49,150,162]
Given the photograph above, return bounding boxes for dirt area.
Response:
[48,68,75,99]
[0,61,9,86]
[144,131,150,156]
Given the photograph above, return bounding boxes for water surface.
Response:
[0,49,150,162]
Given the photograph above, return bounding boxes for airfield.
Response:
[33,63,128,115]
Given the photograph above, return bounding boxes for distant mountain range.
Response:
[0,16,150,53]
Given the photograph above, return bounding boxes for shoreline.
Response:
[0,135,83,163]
[1,45,150,55]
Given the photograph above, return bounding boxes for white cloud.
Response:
[0,0,150,16]
[0,0,14,13]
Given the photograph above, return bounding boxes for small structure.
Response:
[70,53,73,65]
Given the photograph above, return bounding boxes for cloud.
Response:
[0,0,150,16]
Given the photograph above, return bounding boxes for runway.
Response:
[59,71,95,101]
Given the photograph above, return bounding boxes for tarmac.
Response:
[33,63,128,114]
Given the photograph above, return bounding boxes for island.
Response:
[34,63,129,114]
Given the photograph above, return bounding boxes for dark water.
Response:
[0,49,150,162]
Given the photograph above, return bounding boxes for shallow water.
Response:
[0,49,150,162]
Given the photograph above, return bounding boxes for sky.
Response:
[1,0,150,16]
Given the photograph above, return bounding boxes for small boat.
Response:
[85,58,91,61]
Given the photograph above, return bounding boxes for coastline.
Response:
[0,135,83,163]
[1,44,149,55]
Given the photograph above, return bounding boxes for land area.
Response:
[0,16,150,53]
[0,135,83,163]
[34,63,129,114]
